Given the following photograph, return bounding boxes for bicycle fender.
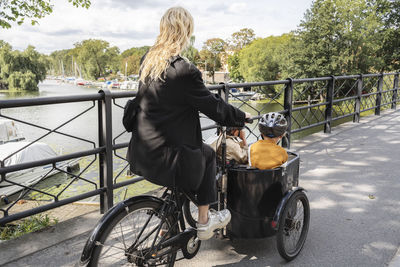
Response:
[271,187,306,230]
[79,195,164,266]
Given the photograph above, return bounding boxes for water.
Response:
[0,80,148,205]
[0,80,352,206]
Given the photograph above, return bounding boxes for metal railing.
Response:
[0,72,398,225]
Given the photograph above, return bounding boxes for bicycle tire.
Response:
[89,199,178,266]
[276,190,310,261]
[183,197,198,228]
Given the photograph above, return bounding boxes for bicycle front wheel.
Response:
[89,199,178,266]
[183,197,198,228]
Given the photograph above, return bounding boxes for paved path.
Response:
[2,109,400,267]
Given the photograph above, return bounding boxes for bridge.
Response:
[1,108,399,266]
[0,73,399,266]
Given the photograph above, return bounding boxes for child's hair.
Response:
[226,126,243,136]
[258,112,287,138]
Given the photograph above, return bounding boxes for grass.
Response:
[0,214,58,241]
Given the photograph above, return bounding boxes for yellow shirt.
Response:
[249,139,288,170]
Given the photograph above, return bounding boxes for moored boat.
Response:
[0,141,80,203]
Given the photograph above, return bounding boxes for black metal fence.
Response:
[0,72,398,225]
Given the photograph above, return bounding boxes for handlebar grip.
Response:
[245,117,254,124]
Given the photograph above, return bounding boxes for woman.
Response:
[127,7,248,240]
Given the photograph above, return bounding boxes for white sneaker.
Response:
[196,209,231,240]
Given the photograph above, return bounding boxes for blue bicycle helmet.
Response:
[259,112,287,138]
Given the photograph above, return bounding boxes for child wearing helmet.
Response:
[248,112,288,169]
[210,126,248,164]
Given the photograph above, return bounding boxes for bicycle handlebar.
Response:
[245,117,254,124]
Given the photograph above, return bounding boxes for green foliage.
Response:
[73,39,120,80]
[0,42,47,90]
[49,49,74,77]
[199,38,225,83]
[227,28,256,51]
[376,0,400,71]
[182,36,200,65]
[226,28,256,82]
[239,35,292,83]
[227,53,244,82]
[121,46,150,59]
[0,0,90,29]
[288,0,384,78]
[120,46,150,76]
[0,213,58,240]
[8,70,37,90]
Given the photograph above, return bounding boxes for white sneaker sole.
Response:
[197,213,231,240]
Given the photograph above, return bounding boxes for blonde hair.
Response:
[139,7,194,84]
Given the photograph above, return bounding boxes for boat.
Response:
[0,119,25,144]
[110,81,120,89]
[0,119,79,203]
[120,81,139,90]
[229,91,257,101]
[74,78,86,86]
[0,141,80,203]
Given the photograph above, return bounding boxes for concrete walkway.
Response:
[1,109,400,267]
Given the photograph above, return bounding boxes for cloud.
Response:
[44,29,86,36]
[1,0,314,54]
[102,0,172,9]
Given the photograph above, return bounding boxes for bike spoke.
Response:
[94,204,176,266]
[283,198,305,254]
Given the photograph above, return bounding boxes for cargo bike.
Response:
[80,121,310,266]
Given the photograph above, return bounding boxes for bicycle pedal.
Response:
[214,228,223,239]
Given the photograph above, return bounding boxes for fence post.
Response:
[98,89,114,213]
[324,76,335,133]
[375,74,383,116]
[391,73,399,110]
[354,74,362,123]
[283,78,293,149]
[223,83,230,102]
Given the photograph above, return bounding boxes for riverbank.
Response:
[4,200,99,224]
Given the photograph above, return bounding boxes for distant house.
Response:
[201,71,230,84]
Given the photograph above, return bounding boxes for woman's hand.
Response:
[244,112,253,124]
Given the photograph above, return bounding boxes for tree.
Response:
[376,0,400,71]
[227,28,256,51]
[49,49,75,77]
[0,42,47,90]
[239,34,292,85]
[289,0,384,78]
[227,53,244,82]
[73,39,120,80]
[120,46,150,76]
[199,38,225,83]
[121,46,150,59]
[182,36,200,65]
[226,28,256,83]
[121,54,142,76]
[0,0,91,29]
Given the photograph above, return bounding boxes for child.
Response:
[211,126,248,165]
[249,112,288,169]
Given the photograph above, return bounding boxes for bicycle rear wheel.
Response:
[276,190,310,261]
[89,199,178,266]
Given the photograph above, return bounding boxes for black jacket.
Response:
[127,56,245,191]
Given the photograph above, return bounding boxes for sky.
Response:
[1,0,314,55]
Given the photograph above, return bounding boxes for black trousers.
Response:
[195,143,217,205]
